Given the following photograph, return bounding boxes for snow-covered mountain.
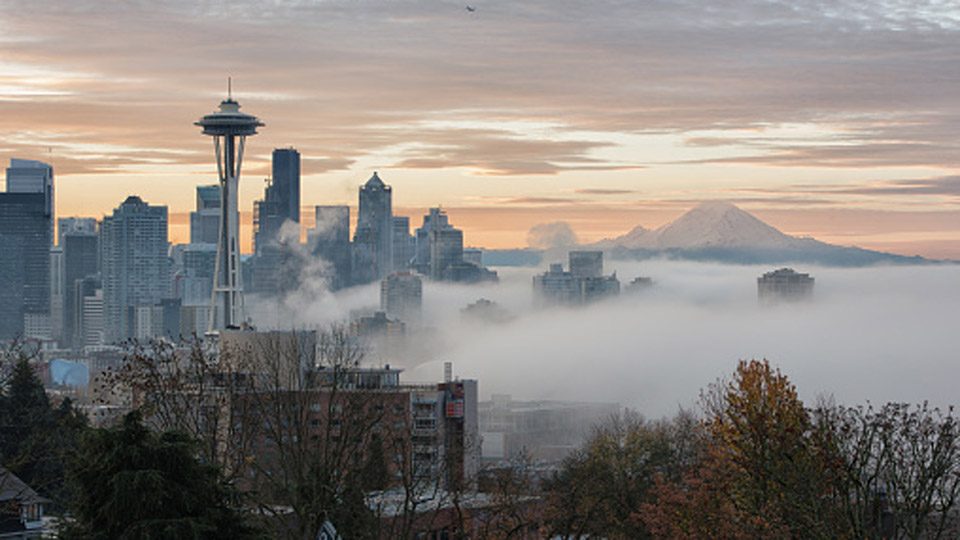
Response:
[484,201,936,267]
[595,201,817,250]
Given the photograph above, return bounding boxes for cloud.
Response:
[574,188,638,195]
[4,0,960,176]
[526,221,579,250]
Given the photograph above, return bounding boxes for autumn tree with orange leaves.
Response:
[639,359,848,539]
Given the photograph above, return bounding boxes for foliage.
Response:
[543,410,700,539]
[62,410,263,540]
[0,341,87,507]
[638,359,960,540]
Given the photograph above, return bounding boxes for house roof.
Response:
[0,468,48,505]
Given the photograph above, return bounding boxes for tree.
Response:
[107,326,445,539]
[0,342,86,508]
[62,410,263,540]
[639,359,848,539]
[543,410,700,539]
[823,401,960,540]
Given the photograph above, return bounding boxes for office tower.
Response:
[392,216,414,272]
[307,205,351,291]
[569,251,603,278]
[380,273,422,323]
[272,148,300,228]
[75,276,103,348]
[172,243,217,307]
[251,149,302,296]
[60,224,99,348]
[100,196,170,343]
[196,92,263,331]
[253,148,301,254]
[7,159,54,228]
[533,252,619,307]
[0,159,53,339]
[462,248,483,268]
[352,172,393,285]
[50,247,63,341]
[414,208,463,280]
[189,185,220,244]
[58,217,96,245]
[757,268,814,304]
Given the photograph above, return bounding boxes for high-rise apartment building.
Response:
[353,172,393,284]
[533,251,620,307]
[0,159,53,339]
[757,268,814,303]
[100,196,170,343]
[568,251,603,278]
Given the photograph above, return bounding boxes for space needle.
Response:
[196,82,263,332]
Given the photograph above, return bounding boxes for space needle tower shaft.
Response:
[195,85,263,332]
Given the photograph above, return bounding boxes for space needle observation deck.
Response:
[196,89,263,332]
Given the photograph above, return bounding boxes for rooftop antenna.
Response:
[228,77,232,100]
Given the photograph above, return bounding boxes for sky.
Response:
[248,260,960,416]
[1,0,960,257]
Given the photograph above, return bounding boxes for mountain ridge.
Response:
[482,202,946,267]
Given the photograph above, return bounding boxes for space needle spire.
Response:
[196,84,263,332]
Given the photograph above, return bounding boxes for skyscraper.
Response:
[392,216,414,272]
[0,159,53,339]
[380,273,422,323]
[189,185,220,245]
[307,205,351,291]
[353,172,393,285]
[100,196,170,343]
[61,223,99,348]
[414,208,463,280]
[253,148,301,254]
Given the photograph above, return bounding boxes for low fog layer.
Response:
[249,260,960,418]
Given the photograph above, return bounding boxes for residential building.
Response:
[533,251,619,307]
[100,196,170,343]
[758,267,814,303]
[0,467,47,539]
[568,250,603,278]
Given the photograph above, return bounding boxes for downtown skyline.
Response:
[1,0,959,257]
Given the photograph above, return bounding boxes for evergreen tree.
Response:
[63,411,264,540]
[0,352,86,507]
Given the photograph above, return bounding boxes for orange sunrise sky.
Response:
[1,0,959,258]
